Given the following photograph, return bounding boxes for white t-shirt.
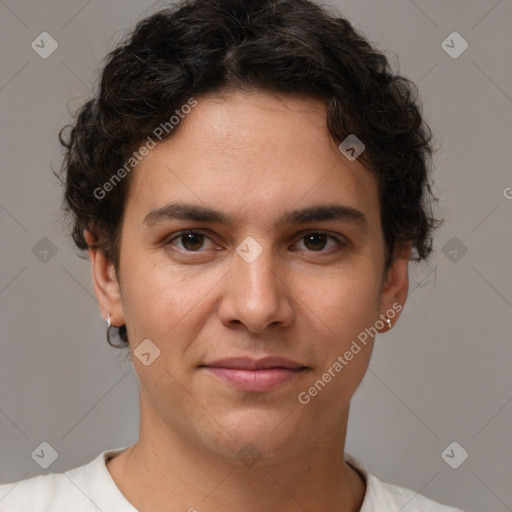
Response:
[0,447,464,511]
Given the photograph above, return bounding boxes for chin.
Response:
[196,408,312,465]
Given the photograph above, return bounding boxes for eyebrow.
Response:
[143,202,368,229]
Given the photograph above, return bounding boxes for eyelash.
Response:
[165,230,348,255]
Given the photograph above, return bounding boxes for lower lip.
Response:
[203,367,305,392]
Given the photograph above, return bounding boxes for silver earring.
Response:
[106,313,126,349]
[385,317,392,329]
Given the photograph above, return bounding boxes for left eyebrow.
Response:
[143,202,368,230]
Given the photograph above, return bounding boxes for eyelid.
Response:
[165,229,218,251]
[294,229,349,248]
[165,229,349,253]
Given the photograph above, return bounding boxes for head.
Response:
[57,0,439,462]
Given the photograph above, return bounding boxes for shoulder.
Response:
[0,465,92,512]
[364,474,464,511]
[345,453,465,512]
[0,447,130,512]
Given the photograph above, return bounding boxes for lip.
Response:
[203,357,305,370]
[200,357,308,392]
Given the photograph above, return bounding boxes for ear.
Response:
[84,229,125,327]
[377,243,412,332]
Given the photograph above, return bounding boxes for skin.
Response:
[85,90,411,512]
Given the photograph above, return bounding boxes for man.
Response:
[0,0,463,510]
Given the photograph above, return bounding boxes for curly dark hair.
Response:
[56,0,440,347]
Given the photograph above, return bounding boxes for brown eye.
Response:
[167,231,214,252]
[180,233,205,251]
[294,232,344,253]
[303,233,328,251]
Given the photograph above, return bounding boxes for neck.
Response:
[106,393,366,512]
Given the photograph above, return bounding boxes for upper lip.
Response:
[201,357,306,370]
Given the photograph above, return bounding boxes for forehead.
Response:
[123,91,380,231]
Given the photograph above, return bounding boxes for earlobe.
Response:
[84,229,124,326]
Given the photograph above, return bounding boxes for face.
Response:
[88,90,410,463]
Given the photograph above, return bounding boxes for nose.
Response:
[217,241,294,334]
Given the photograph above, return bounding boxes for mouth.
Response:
[199,357,309,392]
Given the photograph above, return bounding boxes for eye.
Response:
[166,231,216,252]
[165,230,347,254]
[293,232,346,253]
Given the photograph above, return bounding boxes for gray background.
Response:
[1,1,511,511]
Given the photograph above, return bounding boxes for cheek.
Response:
[294,262,381,378]
[296,259,382,330]
[118,255,177,344]
[296,279,379,413]
[119,254,220,348]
